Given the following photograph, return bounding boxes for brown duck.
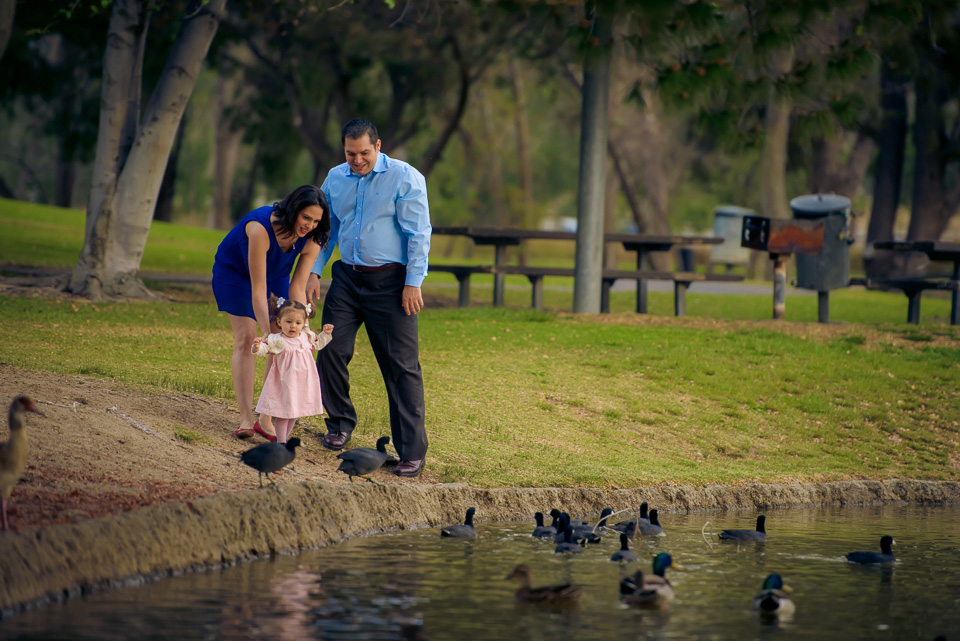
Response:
[505,564,584,605]
[1,396,43,531]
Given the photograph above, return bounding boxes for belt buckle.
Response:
[352,263,361,272]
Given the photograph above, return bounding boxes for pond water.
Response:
[4,504,959,640]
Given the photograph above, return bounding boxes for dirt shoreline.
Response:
[2,477,959,618]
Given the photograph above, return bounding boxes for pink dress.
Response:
[255,331,331,419]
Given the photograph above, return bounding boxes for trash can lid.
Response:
[714,205,754,217]
[790,194,851,216]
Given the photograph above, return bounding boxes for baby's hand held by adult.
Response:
[322,324,334,334]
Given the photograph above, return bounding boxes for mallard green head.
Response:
[652,552,681,576]
[762,573,787,591]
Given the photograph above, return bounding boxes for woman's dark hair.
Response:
[272,185,330,248]
[341,118,379,145]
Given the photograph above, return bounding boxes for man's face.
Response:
[344,134,381,176]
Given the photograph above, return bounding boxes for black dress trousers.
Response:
[317,260,428,460]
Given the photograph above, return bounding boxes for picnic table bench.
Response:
[430,226,742,315]
[851,240,960,325]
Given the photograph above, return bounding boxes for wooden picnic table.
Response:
[873,240,960,324]
[431,226,729,312]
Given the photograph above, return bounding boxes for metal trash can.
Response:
[711,206,753,269]
[790,194,852,291]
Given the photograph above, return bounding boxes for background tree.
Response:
[69,0,227,299]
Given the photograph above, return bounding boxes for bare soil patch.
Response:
[0,364,433,533]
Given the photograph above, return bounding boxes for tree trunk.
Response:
[212,55,251,230]
[0,0,14,63]
[234,139,261,224]
[69,0,226,299]
[754,47,794,280]
[865,58,907,279]
[478,87,507,228]
[906,55,952,274]
[420,35,470,180]
[154,113,186,223]
[54,141,77,208]
[573,1,612,314]
[809,132,875,199]
[759,49,793,222]
[509,56,534,229]
[603,155,618,270]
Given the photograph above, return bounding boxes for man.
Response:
[306,119,431,477]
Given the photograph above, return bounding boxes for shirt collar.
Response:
[344,152,387,177]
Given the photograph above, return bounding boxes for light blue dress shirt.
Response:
[312,152,431,288]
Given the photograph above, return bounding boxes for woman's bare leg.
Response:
[228,314,258,435]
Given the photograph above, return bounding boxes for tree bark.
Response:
[759,48,793,222]
[906,55,953,274]
[809,132,875,199]
[212,52,252,230]
[0,0,14,63]
[508,56,534,229]
[420,35,470,180]
[865,58,907,279]
[69,0,226,299]
[573,1,612,313]
[477,87,507,228]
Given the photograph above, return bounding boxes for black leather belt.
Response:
[343,262,403,273]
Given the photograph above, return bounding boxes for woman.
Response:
[212,185,330,440]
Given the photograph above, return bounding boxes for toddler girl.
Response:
[252,296,333,444]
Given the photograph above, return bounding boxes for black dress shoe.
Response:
[322,432,351,451]
[394,458,424,477]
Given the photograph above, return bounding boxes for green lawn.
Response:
[2,198,958,488]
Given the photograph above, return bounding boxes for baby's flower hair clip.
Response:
[305,303,313,315]
[276,296,286,308]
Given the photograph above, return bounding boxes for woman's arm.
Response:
[246,221,272,338]
[290,240,321,305]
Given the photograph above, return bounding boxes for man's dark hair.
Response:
[272,185,330,248]
[341,119,379,145]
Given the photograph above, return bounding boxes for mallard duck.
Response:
[621,552,681,608]
[610,533,638,563]
[719,515,766,542]
[555,524,584,554]
[441,507,477,539]
[335,436,391,484]
[751,573,795,618]
[846,535,896,564]
[531,511,557,538]
[636,509,665,536]
[1,396,43,532]
[505,564,584,605]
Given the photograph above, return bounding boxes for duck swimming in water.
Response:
[846,535,896,564]
[441,507,477,539]
[610,533,638,563]
[751,573,795,619]
[718,514,766,542]
[505,564,584,606]
[620,552,682,608]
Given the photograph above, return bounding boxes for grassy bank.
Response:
[2,294,957,487]
[2,197,959,487]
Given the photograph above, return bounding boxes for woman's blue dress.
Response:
[212,206,309,319]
